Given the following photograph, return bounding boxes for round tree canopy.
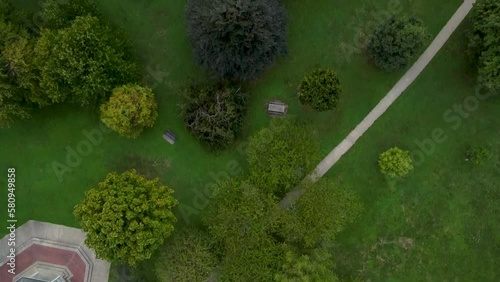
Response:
[186,0,288,80]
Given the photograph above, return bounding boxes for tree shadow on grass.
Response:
[109,154,171,180]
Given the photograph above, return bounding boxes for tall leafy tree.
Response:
[155,228,218,282]
[468,0,500,92]
[368,15,428,72]
[203,179,285,281]
[0,20,36,127]
[100,84,158,138]
[74,169,178,266]
[246,118,321,196]
[34,15,140,106]
[203,179,277,249]
[41,0,100,29]
[186,0,287,80]
[276,179,362,248]
[0,0,35,31]
[220,237,286,282]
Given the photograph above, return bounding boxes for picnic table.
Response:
[267,100,288,116]
[163,130,177,144]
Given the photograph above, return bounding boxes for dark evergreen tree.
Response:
[186,0,288,80]
[368,15,428,72]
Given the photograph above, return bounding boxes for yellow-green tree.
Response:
[378,147,414,178]
[100,84,158,138]
[74,169,178,266]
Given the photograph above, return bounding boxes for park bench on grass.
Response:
[267,100,288,116]
[163,130,177,144]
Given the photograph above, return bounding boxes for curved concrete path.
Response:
[281,0,476,207]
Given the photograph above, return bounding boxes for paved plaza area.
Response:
[0,221,110,282]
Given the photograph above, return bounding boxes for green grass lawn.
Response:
[331,24,500,281]
[2,0,499,281]
[0,0,461,229]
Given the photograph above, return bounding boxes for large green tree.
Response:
[0,0,34,30]
[34,15,140,106]
[74,169,178,266]
[155,228,218,282]
[100,84,158,138]
[0,20,36,128]
[367,15,428,72]
[203,179,277,249]
[186,0,287,80]
[276,179,362,248]
[246,118,320,196]
[181,82,247,149]
[41,0,100,29]
[203,179,285,281]
[468,0,500,92]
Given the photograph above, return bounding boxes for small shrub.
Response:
[100,84,158,138]
[379,147,413,178]
[368,15,428,72]
[181,82,247,150]
[298,68,342,111]
[466,145,492,164]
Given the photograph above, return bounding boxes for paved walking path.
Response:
[280,0,476,208]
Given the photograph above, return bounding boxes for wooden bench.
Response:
[163,130,177,144]
[267,100,288,116]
